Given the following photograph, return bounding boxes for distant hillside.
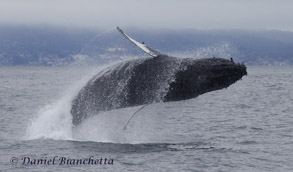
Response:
[0,26,293,66]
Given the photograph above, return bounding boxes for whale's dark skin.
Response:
[71,27,247,125]
[71,55,247,125]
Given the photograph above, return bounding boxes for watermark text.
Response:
[10,156,114,166]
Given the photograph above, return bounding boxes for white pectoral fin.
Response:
[116,26,165,57]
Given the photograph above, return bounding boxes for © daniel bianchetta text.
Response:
[10,156,114,166]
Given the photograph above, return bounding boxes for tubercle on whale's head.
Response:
[164,58,247,102]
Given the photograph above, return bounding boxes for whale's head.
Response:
[164,58,247,101]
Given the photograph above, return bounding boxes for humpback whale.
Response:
[71,27,247,125]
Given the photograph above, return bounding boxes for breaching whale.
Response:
[71,27,247,125]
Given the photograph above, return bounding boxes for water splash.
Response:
[72,103,170,144]
[25,61,161,143]
[25,66,105,140]
[170,41,239,59]
[26,94,74,140]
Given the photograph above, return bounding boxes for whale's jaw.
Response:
[164,58,247,101]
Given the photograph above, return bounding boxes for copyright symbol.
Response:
[10,157,18,165]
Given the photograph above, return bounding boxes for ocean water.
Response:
[0,66,292,172]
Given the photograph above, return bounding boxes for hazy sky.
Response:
[0,0,292,30]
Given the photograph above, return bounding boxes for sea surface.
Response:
[0,66,292,172]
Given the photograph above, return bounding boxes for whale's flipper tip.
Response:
[116,26,166,58]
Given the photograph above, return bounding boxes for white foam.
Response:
[26,95,74,140]
[26,66,106,140]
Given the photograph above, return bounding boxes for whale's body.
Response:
[71,27,247,125]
